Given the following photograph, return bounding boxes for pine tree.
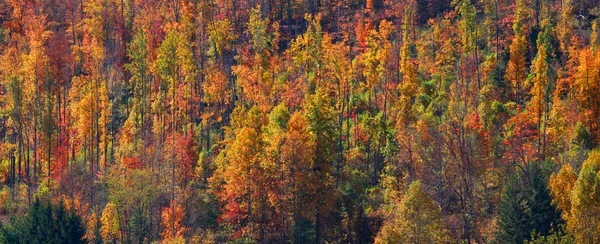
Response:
[496,173,530,244]
[527,162,564,238]
[495,163,564,243]
[0,198,86,243]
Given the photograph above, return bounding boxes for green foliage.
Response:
[266,103,290,132]
[528,224,574,244]
[0,198,86,244]
[208,18,237,59]
[248,6,271,56]
[495,163,564,244]
[454,0,478,52]
[293,215,316,243]
[573,122,593,150]
[0,27,5,44]
[495,173,530,243]
[305,88,338,167]
[528,162,564,237]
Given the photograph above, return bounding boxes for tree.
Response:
[574,45,600,145]
[495,163,563,244]
[281,112,316,243]
[154,28,195,133]
[212,106,267,241]
[556,0,575,58]
[104,165,159,243]
[375,181,446,244]
[100,202,120,243]
[527,20,554,160]
[124,28,150,148]
[398,0,419,127]
[495,172,531,243]
[568,151,600,243]
[161,200,186,242]
[549,164,577,220]
[505,0,529,104]
[304,87,338,242]
[528,163,564,238]
[21,6,51,191]
[260,103,290,241]
[455,0,481,89]
[359,20,394,108]
[288,14,324,95]
[0,198,86,243]
[233,6,278,111]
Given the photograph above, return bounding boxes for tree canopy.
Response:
[0,0,600,242]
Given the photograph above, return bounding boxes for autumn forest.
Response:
[0,0,600,243]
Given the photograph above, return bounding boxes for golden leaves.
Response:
[100,202,120,242]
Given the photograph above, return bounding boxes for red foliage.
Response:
[123,157,143,170]
[51,145,68,181]
[165,130,199,185]
[217,194,247,225]
[503,109,539,164]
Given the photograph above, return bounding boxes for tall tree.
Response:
[527,21,554,160]
[396,0,419,180]
[549,164,577,220]
[281,112,316,243]
[568,151,600,243]
[495,163,563,243]
[304,88,338,243]
[505,0,529,104]
[495,171,532,243]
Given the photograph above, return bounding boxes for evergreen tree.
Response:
[527,162,564,237]
[0,198,86,244]
[496,173,530,244]
[495,163,564,243]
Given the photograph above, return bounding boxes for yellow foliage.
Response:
[568,151,600,243]
[375,181,447,244]
[549,164,576,219]
[86,213,99,241]
[100,202,120,242]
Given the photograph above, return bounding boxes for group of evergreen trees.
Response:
[0,199,86,243]
[495,162,563,243]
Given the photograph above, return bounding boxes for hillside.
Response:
[1,0,600,243]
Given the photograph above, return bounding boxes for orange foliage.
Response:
[161,200,186,241]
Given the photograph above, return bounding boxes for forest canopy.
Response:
[1,0,600,243]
